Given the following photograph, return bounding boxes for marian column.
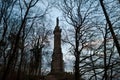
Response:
[51,17,64,73]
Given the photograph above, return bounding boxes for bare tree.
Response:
[99,0,120,56]
[59,0,96,80]
[29,24,52,76]
[0,0,53,80]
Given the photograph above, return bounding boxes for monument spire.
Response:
[46,17,74,80]
[51,17,64,73]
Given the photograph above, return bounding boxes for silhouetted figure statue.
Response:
[56,17,59,26]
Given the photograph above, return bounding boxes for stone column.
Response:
[51,17,64,73]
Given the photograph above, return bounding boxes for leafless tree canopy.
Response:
[0,0,120,80]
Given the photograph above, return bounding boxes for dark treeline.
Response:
[0,0,120,80]
[0,0,53,80]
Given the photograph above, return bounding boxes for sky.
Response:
[36,0,120,72]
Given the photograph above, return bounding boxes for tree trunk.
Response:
[75,54,80,80]
[103,25,108,80]
[75,28,80,80]
[16,49,24,80]
[99,0,120,56]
